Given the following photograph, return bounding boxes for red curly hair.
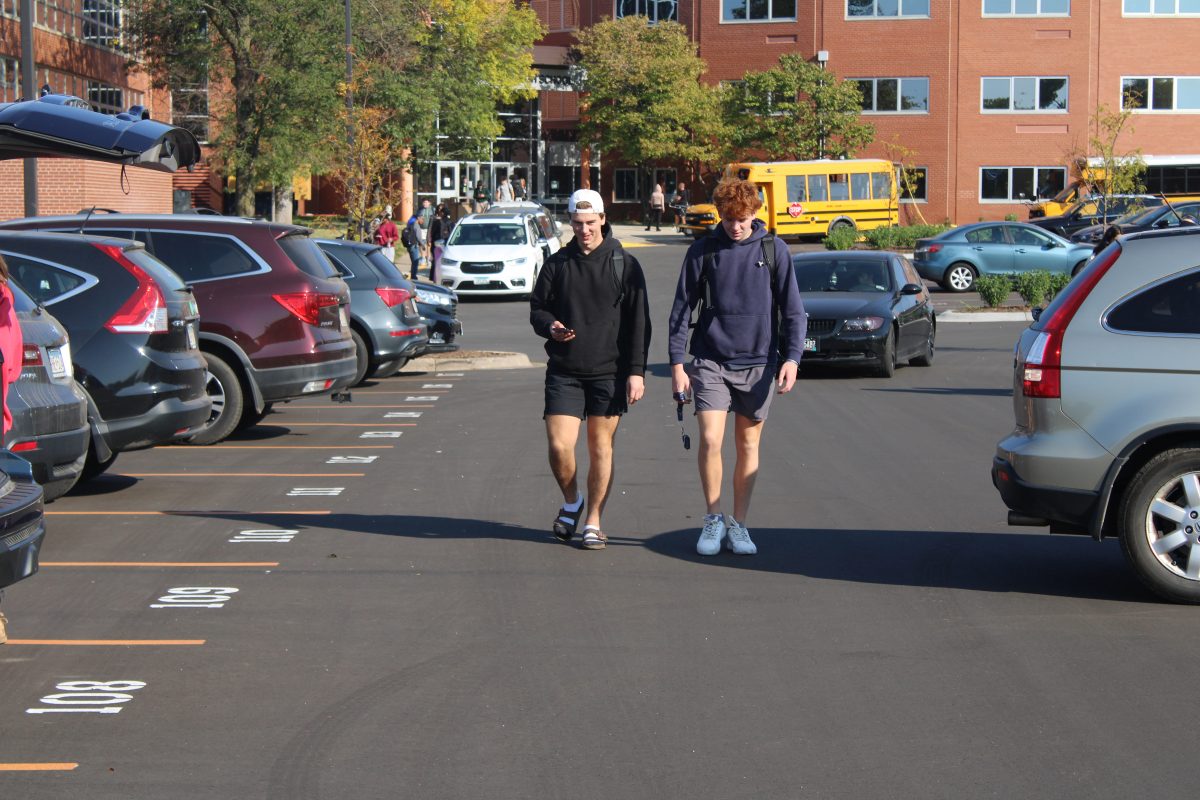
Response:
[712,178,763,220]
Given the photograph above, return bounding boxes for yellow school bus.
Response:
[679,159,898,239]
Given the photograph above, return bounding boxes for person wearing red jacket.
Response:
[375,213,400,263]
[0,254,24,644]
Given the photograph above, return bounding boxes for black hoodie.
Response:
[529,228,652,378]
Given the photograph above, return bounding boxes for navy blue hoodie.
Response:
[667,220,807,368]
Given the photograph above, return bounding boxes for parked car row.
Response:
[438,201,563,299]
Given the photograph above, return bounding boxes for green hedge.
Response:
[975,274,1012,307]
[863,223,953,250]
[823,226,858,250]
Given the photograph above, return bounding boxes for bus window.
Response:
[786,175,806,202]
[830,173,849,201]
[737,168,751,180]
[850,173,870,200]
[809,174,828,202]
[871,172,892,200]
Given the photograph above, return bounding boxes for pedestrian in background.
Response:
[473,182,490,213]
[0,254,25,643]
[496,176,514,203]
[647,183,665,231]
[403,215,422,280]
[666,177,806,557]
[429,204,452,284]
[417,198,434,267]
[529,189,652,551]
[375,212,399,262]
[513,177,528,201]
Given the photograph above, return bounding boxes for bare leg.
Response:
[731,414,764,523]
[697,410,727,515]
[545,414,582,505]
[583,415,621,529]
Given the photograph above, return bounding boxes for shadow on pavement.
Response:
[65,473,140,496]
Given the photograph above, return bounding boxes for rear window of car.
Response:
[278,234,338,279]
[365,248,411,285]
[1107,269,1200,335]
[3,252,92,305]
[122,246,189,292]
[7,278,37,312]
[148,231,262,283]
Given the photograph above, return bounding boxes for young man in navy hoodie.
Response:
[667,179,807,555]
[530,189,652,551]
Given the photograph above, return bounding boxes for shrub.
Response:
[823,225,858,250]
[975,274,1012,307]
[863,223,953,251]
[1004,213,1018,222]
[1048,271,1072,298]
[1014,270,1054,306]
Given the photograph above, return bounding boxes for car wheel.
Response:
[80,446,118,483]
[909,324,935,367]
[1120,448,1200,603]
[1072,260,1088,277]
[875,329,897,378]
[350,329,370,387]
[942,263,976,293]
[186,353,245,446]
[236,402,274,430]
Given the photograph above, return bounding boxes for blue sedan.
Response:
[913,222,1095,292]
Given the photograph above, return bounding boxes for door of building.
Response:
[436,162,459,207]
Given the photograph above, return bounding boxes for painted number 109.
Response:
[26,681,147,715]
[150,586,239,609]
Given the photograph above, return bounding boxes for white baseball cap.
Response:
[568,188,605,215]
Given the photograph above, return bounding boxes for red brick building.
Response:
[0,1,182,219]
[530,0,1200,225]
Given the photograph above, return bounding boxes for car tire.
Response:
[350,329,371,387]
[186,353,244,446]
[236,402,274,430]
[80,446,118,483]
[909,324,935,367]
[941,263,976,293]
[1120,447,1200,604]
[875,329,897,378]
[1072,260,1088,277]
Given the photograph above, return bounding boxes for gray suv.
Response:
[993,225,1200,602]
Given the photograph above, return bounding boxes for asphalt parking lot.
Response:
[3,232,1199,799]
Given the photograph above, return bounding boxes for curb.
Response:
[938,309,1033,322]
[399,351,536,372]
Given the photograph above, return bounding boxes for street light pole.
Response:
[20,0,36,216]
[345,0,356,239]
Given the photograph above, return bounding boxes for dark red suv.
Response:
[0,214,356,444]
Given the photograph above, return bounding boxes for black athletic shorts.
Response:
[544,371,627,419]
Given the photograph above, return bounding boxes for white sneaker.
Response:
[725,518,757,555]
[697,513,726,556]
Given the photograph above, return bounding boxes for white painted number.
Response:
[150,586,238,609]
[360,431,403,438]
[27,680,147,715]
[230,529,298,543]
[287,487,344,497]
[404,396,438,402]
[384,412,421,418]
[326,455,379,464]
[422,384,452,389]
[435,373,463,377]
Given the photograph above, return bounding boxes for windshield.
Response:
[793,258,892,293]
[1112,205,1165,227]
[1051,183,1080,204]
[447,223,527,247]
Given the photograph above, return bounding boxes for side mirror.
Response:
[900,283,924,296]
[1154,218,1170,229]
[1047,240,1063,248]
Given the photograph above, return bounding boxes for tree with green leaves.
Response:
[574,17,727,214]
[724,54,874,162]
[1089,100,1147,224]
[125,0,344,218]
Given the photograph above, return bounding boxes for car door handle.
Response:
[1014,248,1027,253]
[971,246,984,251]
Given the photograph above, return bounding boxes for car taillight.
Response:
[21,344,41,367]
[920,244,941,255]
[375,287,413,308]
[95,244,168,334]
[272,292,340,325]
[1021,243,1121,399]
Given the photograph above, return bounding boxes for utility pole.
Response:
[345,0,356,238]
[20,0,36,216]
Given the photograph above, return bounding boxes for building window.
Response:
[1123,0,1200,14]
[723,0,796,22]
[983,0,1069,13]
[617,0,678,21]
[855,78,929,112]
[172,83,210,144]
[83,0,122,48]
[0,57,17,103]
[615,169,640,203]
[847,0,930,17]
[980,166,1066,202]
[86,81,122,114]
[897,166,927,202]
[981,76,1068,111]
[1122,77,1200,111]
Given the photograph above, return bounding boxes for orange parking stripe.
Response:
[281,423,418,427]
[0,763,78,772]
[118,473,365,478]
[6,639,205,646]
[46,510,332,516]
[287,405,414,409]
[169,445,394,450]
[42,561,279,567]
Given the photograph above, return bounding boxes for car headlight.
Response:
[842,316,885,332]
[505,257,530,267]
[441,258,459,268]
[415,288,452,306]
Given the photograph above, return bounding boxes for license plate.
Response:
[804,337,817,352]
[186,323,198,351]
[339,306,350,330]
[47,347,66,378]
[474,279,493,287]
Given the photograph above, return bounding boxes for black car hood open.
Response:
[0,95,200,172]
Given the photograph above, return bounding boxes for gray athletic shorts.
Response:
[685,357,775,421]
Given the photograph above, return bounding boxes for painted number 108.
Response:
[150,586,239,609]
[26,681,147,715]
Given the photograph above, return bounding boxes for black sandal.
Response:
[552,499,584,542]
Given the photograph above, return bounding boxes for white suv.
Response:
[439,213,546,297]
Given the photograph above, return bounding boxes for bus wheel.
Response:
[828,219,855,236]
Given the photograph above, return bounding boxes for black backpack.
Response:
[400,224,415,248]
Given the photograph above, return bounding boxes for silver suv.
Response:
[993,225,1200,603]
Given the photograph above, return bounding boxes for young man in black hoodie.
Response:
[530,189,652,550]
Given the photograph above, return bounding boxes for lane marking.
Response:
[42,562,279,567]
[286,488,344,497]
[327,456,377,464]
[286,405,421,409]
[6,640,205,646]
[0,763,79,772]
[167,445,395,450]
[384,412,421,418]
[278,423,419,427]
[436,373,464,377]
[117,473,365,478]
[404,396,438,402]
[46,511,332,516]
[422,384,453,389]
[338,391,442,395]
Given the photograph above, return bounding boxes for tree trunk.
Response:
[275,185,293,225]
[236,165,254,218]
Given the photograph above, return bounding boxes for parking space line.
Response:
[118,473,366,478]
[42,562,279,567]
[0,763,79,771]
[168,445,396,450]
[281,423,419,427]
[287,405,419,409]
[46,511,332,516]
[5,640,206,646]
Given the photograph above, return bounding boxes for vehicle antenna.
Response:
[79,205,97,236]
[1160,193,1185,226]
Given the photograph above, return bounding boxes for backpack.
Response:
[400,224,415,248]
[690,232,787,355]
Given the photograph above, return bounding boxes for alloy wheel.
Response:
[1144,471,1200,580]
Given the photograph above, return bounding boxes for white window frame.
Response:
[615,0,678,23]
[980,76,1069,113]
[721,0,797,23]
[614,169,641,203]
[897,166,928,203]
[1122,0,1200,15]
[979,166,1067,203]
[845,0,931,19]
[1121,76,1200,112]
[855,77,930,114]
[982,0,1070,15]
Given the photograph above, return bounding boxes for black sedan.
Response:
[793,251,935,378]
[1069,201,1200,244]
[411,280,462,354]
